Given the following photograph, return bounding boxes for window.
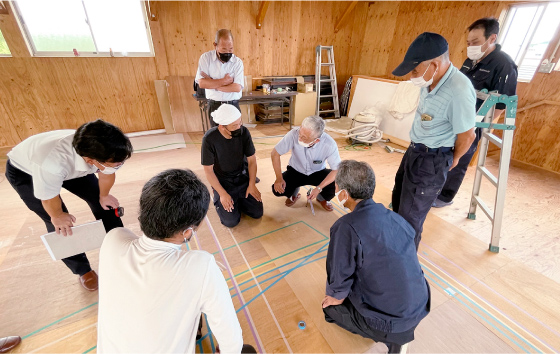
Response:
[0,29,11,56]
[498,2,560,82]
[12,0,154,57]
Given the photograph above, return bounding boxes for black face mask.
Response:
[228,128,242,137]
[217,52,233,63]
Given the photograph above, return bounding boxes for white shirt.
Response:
[97,228,243,354]
[7,130,98,200]
[195,50,244,101]
[275,128,341,175]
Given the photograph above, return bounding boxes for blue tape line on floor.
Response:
[23,302,99,339]
[232,255,328,299]
[236,242,330,314]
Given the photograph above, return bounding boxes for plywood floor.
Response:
[1,126,559,353]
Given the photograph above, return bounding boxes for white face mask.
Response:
[335,189,349,211]
[467,38,490,61]
[410,61,437,88]
[298,138,317,148]
[97,161,123,175]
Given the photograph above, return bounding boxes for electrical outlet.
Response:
[538,62,556,74]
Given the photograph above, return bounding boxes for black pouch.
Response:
[193,80,206,99]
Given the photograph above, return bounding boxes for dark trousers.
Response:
[271,166,336,201]
[392,145,453,249]
[437,128,482,203]
[214,174,263,228]
[208,100,241,128]
[5,161,123,276]
[323,299,415,352]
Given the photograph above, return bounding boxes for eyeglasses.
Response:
[98,161,124,170]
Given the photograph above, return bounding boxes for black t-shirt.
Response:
[201,126,256,179]
[460,44,518,110]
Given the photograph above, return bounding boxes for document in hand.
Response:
[40,220,106,261]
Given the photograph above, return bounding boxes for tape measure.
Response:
[109,206,124,217]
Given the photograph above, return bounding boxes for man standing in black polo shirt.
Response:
[201,104,263,228]
[433,17,518,208]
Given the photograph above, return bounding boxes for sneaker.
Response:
[432,199,453,208]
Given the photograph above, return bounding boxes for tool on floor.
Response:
[306,189,316,216]
[384,145,405,154]
[377,141,405,154]
[315,45,340,118]
[467,89,517,253]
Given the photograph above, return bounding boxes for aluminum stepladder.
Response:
[315,45,341,118]
[468,89,518,253]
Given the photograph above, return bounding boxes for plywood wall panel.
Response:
[1,0,559,174]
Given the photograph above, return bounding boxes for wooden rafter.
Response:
[0,1,9,15]
[256,1,270,29]
[334,1,358,33]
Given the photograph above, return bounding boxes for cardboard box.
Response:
[295,75,314,93]
[293,91,317,126]
[297,83,314,93]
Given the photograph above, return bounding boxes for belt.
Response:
[410,142,453,153]
[209,99,239,105]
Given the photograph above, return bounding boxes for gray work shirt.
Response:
[274,128,341,175]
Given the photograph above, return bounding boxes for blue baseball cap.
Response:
[392,32,449,76]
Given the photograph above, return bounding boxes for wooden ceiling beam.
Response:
[256,1,270,30]
[0,2,9,15]
[334,1,358,34]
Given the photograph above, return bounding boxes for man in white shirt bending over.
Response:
[97,169,255,354]
[196,29,244,127]
[5,119,132,291]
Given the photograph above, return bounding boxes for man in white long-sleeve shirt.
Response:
[97,169,253,353]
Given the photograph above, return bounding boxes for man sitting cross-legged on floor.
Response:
[322,160,431,353]
[271,116,341,211]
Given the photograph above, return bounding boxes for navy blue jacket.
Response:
[326,199,430,333]
[460,44,518,111]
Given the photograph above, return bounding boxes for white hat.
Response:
[211,104,241,125]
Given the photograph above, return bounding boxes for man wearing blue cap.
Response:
[391,32,476,249]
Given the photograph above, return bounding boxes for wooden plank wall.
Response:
[513,22,560,173]
[156,1,370,85]
[0,5,163,147]
[0,1,559,173]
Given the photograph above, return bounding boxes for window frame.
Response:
[10,0,155,58]
[498,2,559,82]
[0,28,12,57]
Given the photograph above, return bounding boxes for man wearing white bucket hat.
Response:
[201,104,263,227]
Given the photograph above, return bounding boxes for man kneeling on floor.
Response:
[202,104,263,228]
[271,116,340,211]
[322,160,431,353]
[97,169,255,353]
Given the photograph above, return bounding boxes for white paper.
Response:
[40,220,106,261]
